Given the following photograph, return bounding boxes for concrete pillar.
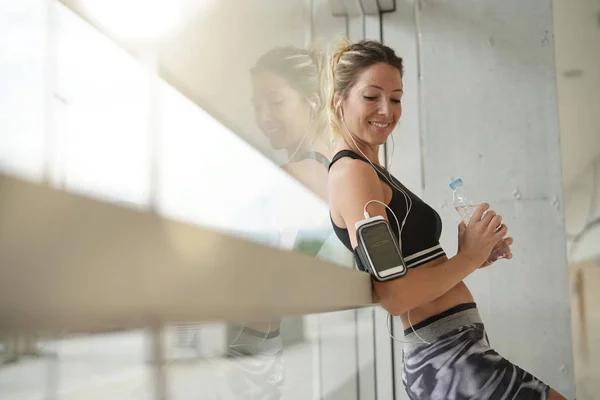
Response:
[415,0,574,397]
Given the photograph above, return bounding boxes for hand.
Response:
[457,203,508,270]
[480,237,513,268]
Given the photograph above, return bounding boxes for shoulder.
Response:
[329,156,378,189]
[329,156,385,209]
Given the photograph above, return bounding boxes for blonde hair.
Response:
[251,46,330,139]
[327,39,404,138]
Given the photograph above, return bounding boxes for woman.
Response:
[326,39,566,400]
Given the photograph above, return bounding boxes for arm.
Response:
[329,159,507,316]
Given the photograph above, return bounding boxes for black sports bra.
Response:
[329,150,446,269]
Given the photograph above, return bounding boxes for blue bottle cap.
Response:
[449,178,463,190]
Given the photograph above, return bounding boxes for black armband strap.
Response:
[353,246,370,273]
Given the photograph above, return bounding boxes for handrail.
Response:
[0,174,375,334]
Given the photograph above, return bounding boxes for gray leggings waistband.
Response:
[404,307,482,352]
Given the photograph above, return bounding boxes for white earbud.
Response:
[336,99,344,119]
[309,100,317,110]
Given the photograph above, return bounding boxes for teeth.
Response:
[370,122,389,128]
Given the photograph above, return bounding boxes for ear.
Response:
[333,92,342,110]
[333,92,345,119]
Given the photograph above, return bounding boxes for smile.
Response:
[369,122,390,128]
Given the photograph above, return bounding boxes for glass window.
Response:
[53,3,151,207]
[0,0,46,181]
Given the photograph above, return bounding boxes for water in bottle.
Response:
[449,178,478,225]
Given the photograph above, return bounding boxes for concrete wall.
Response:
[413,0,574,396]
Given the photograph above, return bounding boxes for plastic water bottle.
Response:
[449,178,479,225]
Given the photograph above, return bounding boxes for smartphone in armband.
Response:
[354,216,408,282]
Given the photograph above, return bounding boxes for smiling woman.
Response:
[326,39,566,400]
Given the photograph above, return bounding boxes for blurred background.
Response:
[0,0,598,399]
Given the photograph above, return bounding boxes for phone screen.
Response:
[361,222,406,275]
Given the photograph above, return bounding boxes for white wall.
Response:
[415,0,574,396]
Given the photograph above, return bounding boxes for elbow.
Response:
[381,296,409,316]
[373,281,410,316]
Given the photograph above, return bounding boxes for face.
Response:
[338,63,403,145]
[252,71,313,151]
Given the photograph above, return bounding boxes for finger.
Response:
[458,221,466,234]
[493,238,512,252]
[494,224,508,238]
[471,203,490,224]
[497,242,512,256]
[492,235,511,249]
[481,210,497,225]
[488,254,500,262]
[491,241,502,251]
[501,239,513,253]
[489,215,503,231]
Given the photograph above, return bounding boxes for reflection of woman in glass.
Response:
[251,46,331,201]
[252,46,339,261]
[216,46,331,400]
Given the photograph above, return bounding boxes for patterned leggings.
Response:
[402,313,550,400]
